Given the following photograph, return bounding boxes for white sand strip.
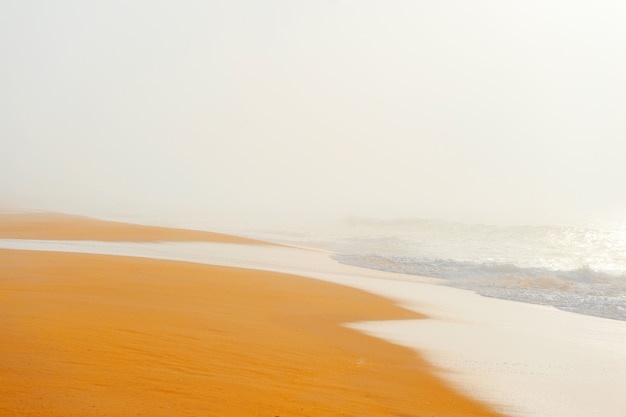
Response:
[2,239,626,417]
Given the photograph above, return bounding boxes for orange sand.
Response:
[0,214,507,416]
[0,212,265,244]
[1,250,506,417]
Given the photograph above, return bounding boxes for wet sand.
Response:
[0,214,505,416]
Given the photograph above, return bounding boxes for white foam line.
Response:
[2,239,626,417]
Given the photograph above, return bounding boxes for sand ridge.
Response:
[0,212,266,244]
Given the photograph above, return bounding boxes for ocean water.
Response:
[255,218,626,321]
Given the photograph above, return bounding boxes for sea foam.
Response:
[255,218,626,321]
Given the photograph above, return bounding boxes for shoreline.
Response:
[3,213,626,416]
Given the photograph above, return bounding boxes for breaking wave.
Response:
[335,253,626,321]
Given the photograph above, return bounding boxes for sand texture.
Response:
[0,247,506,417]
[0,212,265,244]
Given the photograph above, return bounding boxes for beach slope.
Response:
[0,212,505,416]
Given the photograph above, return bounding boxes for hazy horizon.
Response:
[3,1,626,229]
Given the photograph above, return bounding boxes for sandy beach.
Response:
[3,213,626,417]
[0,213,504,417]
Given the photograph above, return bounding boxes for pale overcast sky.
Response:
[2,1,626,226]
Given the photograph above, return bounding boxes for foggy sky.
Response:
[2,1,626,227]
